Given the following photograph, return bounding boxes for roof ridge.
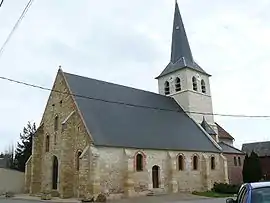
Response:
[63,71,172,99]
[242,141,270,145]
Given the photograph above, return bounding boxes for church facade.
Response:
[25,2,239,200]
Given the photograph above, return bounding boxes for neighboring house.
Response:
[242,141,270,180]
[25,2,244,199]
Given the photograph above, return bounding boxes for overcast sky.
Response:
[0,0,270,152]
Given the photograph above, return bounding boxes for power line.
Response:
[0,75,270,118]
[0,0,4,7]
[0,0,35,57]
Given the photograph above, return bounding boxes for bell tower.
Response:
[155,1,218,139]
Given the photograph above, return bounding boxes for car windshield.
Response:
[251,187,270,203]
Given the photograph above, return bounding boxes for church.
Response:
[25,1,244,200]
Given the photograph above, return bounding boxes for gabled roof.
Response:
[215,122,234,140]
[63,71,221,152]
[156,2,210,79]
[242,141,270,157]
[219,142,245,155]
[201,117,216,135]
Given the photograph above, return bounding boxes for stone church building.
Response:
[25,1,243,199]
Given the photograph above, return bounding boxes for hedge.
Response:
[212,182,241,194]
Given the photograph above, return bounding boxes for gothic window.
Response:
[211,156,215,170]
[201,79,206,93]
[193,155,198,170]
[234,157,237,166]
[45,135,50,152]
[238,157,241,166]
[164,81,170,95]
[54,115,59,131]
[192,76,197,91]
[175,77,181,92]
[76,151,82,171]
[136,153,143,171]
[178,154,184,170]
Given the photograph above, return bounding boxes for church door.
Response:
[152,165,160,188]
[52,156,58,190]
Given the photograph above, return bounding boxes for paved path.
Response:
[0,197,229,203]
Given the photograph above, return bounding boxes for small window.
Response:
[45,135,50,152]
[201,80,206,93]
[238,157,241,166]
[54,115,59,131]
[211,156,215,170]
[77,151,82,171]
[175,77,181,92]
[136,153,143,171]
[164,81,170,95]
[193,155,198,170]
[192,76,197,91]
[234,157,237,166]
[178,155,184,170]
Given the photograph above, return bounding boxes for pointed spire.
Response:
[155,1,210,79]
[170,1,193,64]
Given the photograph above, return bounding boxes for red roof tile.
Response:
[215,122,234,140]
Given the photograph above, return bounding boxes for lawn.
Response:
[192,191,235,198]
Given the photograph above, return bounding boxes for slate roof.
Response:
[201,117,216,135]
[216,122,234,140]
[64,71,221,152]
[242,141,270,157]
[219,142,245,155]
[156,2,210,79]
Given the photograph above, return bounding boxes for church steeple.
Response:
[156,1,209,79]
[170,1,193,64]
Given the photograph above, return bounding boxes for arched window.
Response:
[192,76,197,91]
[54,115,59,131]
[234,157,237,166]
[238,157,241,166]
[164,81,170,95]
[211,156,215,170]
[175,77,181,92]
[178,155,184,170]
[45,135,50,152]
[193,155,198,170]
[201,80,206,93]
[136,153,143,171]
[77,151,82,171]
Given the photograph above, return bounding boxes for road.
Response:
[0,198,228,203]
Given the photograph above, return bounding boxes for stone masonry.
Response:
[25,69,229,200]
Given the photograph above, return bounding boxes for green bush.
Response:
[212,182,240,194]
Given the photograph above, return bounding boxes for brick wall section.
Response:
[260,156,270,180]
[224,153,245,185]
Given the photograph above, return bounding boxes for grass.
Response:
[192,191,235,198]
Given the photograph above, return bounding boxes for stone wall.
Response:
[29,69,91,198]
[96,147,228,198]
[0,168,25,194]
[25,156,32,193]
